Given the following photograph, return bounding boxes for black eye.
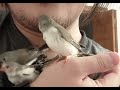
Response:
[3,58,6,62]
[6,65,9,69]
[43,23,47,26]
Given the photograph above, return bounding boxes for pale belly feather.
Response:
[43,30,79,56]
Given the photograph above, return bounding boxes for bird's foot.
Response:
[56,55,67,64]
[63,57,67,64]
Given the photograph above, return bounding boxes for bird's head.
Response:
[0,62,19,73]
[38,15,52,33]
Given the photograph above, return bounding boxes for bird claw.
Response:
[55,56,67,64]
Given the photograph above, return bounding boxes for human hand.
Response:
[30,52,120,87]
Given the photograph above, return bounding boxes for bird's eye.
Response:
[43,23,47,26]
[3,58,6,62]
[6,65,9,69]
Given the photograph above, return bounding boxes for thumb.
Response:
[67,52,119,77]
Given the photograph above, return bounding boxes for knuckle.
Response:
[95,55,108,71]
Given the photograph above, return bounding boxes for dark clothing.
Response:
[0,11,109,87]
[0,11,32,54]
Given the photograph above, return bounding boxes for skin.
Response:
[2,3,120,87]
[31,52,120,87]
[8,3,84,47]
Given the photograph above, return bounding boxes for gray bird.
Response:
[0,61,39,85]
[38,15,100,79]
[38,15,92,59]
[0,48,42,85]
[0,48,60,86]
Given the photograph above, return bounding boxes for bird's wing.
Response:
[55,26,82,52]
[50,17,83,52]
[56,27,93,56]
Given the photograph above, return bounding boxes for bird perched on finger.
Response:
[38,15,93,62]
[38,15,100,80]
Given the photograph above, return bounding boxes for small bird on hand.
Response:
[38,15,93,62]
[0,48,43,85]
[0,47,60,86]
[38,15,100,80]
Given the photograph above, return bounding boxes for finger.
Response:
[66,52,119,77]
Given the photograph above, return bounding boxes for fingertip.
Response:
[108,52,119,65]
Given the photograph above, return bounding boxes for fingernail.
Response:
[108,52,119,65]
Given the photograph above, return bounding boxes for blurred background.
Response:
[87,3,120,53]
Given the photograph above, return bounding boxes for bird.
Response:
[0,47,60,86]
[38,15,100,80]
[0,47,42,86]
[38,15,93,62]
